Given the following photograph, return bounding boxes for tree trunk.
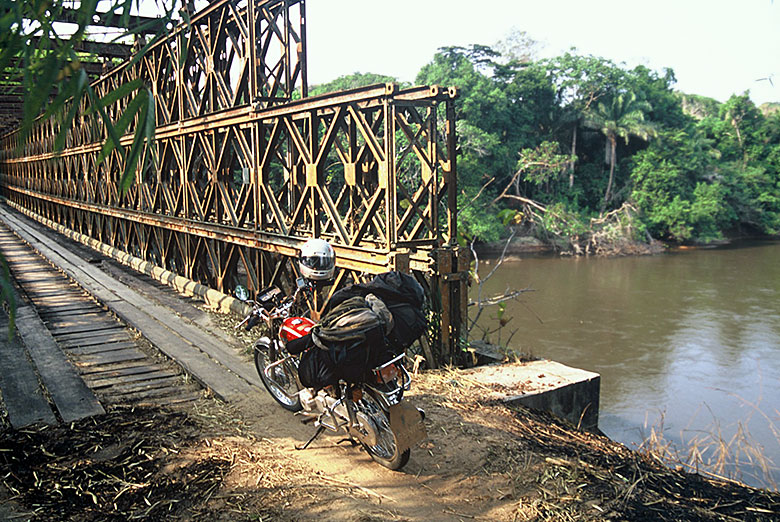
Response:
[602,135,617,213]
[569,125,577,189]
[732,118,743,150]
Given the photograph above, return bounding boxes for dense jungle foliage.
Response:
[314,36,780,253]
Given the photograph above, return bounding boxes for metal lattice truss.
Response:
[0,0,467,358]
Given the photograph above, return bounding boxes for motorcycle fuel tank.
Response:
[279,316,316,342]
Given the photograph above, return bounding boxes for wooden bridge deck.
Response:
[0,204,259,429]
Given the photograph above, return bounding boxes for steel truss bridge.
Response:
[0,0,467,366]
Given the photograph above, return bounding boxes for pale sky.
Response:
[306,0,780,105]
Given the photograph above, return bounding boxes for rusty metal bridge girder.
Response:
[0,0,468,363]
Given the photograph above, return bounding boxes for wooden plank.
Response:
[46,314,113,329]
[79,361,159,377]
[40,307,104,319]
[46,309,110,319]
[102,385,188,403]
[110,300,256,400]
[6,261,45,269]
[15,271,66,278]
[105,376,182,395]
[0,316,57,427]
[37,303,99,315]
[143,392,202,407]
[25,287,78,296]
[24,281,80,289]
[19,280,76,288]
[58,331,133,348]
[27,288,83,297]
[12,276,63,284]
[67,341,138,356]
[14,306,105,423]
[50,322,125,336]
[5,256,51,266]
[88,369,179,389]
[9,266,53,273]
[45,309,107,320]
[29,296,93,306]
[75,348,148,367]
[44,311,108,323]
[9,270,57,277]
[21,285,84,295]
[22,281,81,290]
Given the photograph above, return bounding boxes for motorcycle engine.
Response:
[299,388,317,412]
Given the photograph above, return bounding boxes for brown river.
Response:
[472,240,780,489]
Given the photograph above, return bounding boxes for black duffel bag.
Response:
[324,271,427,353]
[298,343,338,389]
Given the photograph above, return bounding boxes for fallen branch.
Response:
[468,228,518,334]
[467,288,533,307]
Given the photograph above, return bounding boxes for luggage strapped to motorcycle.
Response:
[302,294,394,386]
[322,271,427,354]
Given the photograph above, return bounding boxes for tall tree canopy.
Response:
[385,40,780,248]
[584,91,656,210]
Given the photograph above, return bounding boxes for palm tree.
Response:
[584,92,656,211]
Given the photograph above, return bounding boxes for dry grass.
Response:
[638,405,780,492]
[0,401,331,521]
[411,368,780,521]
[3,366,779,521]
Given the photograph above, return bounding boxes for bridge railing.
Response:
[0,0,468,366]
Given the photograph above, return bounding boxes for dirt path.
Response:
[216,384,516,521]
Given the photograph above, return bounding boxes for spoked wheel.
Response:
[355,391,410,470]
[254,342,302,412]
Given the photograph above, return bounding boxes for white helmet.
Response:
[299,238,335,281]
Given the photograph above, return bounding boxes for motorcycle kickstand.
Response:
[336,436,359,447]
[296,426,325,450]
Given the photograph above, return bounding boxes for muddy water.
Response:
[472,240,780,488]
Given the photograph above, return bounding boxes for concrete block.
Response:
[460,360,601,431]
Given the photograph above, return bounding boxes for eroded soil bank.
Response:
[1,369,778,521]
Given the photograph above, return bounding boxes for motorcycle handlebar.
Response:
[244,313,261,331]
[235,280,312,330]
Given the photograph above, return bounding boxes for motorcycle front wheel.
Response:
[254,342,302,412]
[355,391,410,470]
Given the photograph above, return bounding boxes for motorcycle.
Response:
[235,278,426,470]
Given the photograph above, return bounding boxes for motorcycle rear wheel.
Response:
[254,343,302,412]
[355,391,410,470]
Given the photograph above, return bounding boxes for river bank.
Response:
[473,234,666,259]
[469,239,780,491]
[473,232,780,259]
